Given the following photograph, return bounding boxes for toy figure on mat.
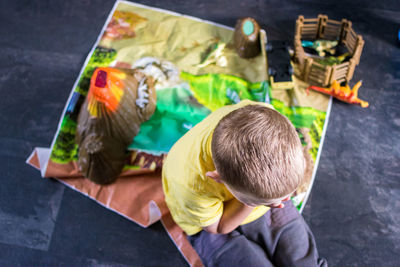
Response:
[76,67,156,184]
[162,100,327,267]
[307,80,369,108]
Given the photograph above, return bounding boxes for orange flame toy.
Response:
[307,80,369,108]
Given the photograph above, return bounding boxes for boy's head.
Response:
[211,104,305,206]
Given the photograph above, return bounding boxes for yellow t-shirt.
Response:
[162,100,271,235]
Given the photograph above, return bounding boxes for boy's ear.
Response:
[206,170,222,183]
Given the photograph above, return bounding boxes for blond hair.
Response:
[211,104,305,200]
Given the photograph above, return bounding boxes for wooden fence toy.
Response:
[293,14,364,87]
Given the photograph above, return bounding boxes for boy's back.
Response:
[162,100,270,235]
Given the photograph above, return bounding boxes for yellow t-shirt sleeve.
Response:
[176,185,224,228]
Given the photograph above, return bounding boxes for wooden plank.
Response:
[347,33,357,48]
[334,70,348,78]
[302,33,317,37]
[335,63,349,70]
[324,33,339,40]
[347,33,357,45]
[310,69,326,76]
[302,26,318,30]
[303,18,319,23]
[344,38,355,52]
[302,27,318,32]
[310,72,326,80]
[325,27,340,34]
[302,29,317,34]
[311,67,326,74]
[303,24,318,28]
[349,29,358,40]
[302,35,317,40]
[325,26,340,32]
[302,28,318,33]
[311,70,326,77]
[333,69,344,77]
[334,69,349,76]
[326,19,341,25]
[303,58,314,82]
[309,76,324,84]
[323,66,332,85]
[311,62,326,70]
[326,23,340,29]
[336,77,346,83]
[335,64,349,71]
[325,31,339,37]
[309,73,324,81]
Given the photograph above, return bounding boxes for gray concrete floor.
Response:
[1,0,399,266]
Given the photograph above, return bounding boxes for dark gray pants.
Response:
[188,201,327,267]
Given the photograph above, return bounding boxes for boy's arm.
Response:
[203,198,253,234]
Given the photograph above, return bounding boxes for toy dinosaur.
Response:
[307,80,369,108]
[301,39,338,57]
[76,67,156,184]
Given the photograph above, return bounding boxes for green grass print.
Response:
[50,116,78,163]
[180,72,268,111]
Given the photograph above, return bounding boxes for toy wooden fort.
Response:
[293,15,364,87]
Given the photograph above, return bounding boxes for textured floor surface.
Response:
[1,0,399,266]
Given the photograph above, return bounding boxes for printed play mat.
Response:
[27,1,331,266]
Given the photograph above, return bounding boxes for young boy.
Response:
[162,99,327,267]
